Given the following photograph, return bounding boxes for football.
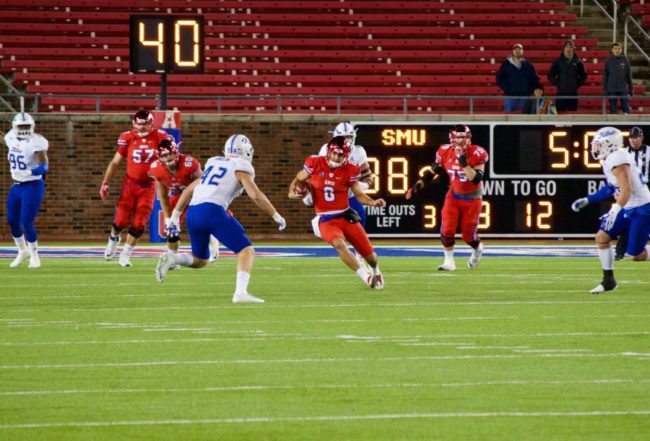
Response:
[294,180,312,196]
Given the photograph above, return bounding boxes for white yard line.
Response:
[1,378,648,397]
[1,410,650,430]
[0,352,639,370]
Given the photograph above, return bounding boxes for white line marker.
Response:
[1,378,648,397]
[2,410,650,430]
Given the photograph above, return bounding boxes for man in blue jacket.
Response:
[496,44,544,113]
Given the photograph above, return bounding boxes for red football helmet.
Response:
[132,110,154,137]
[449,124,471,149]
[326,135,352,168]
[158,138,179,169]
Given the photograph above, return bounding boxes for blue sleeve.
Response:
[586,183,615,203]
[31,163,48,176]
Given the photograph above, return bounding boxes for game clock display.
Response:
[129,15,204,73]
[353,122,646,238]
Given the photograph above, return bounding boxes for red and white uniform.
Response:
[113,129,172,230]
[435,143,489,243]
[304,155,374,257]
[149,153,201,221]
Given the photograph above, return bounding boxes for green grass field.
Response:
[1,253,649,440]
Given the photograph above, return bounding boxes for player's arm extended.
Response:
[155,178,171,218]
[288,169,310,199]
[102,151,123,183]
[405,162,443,200]
[171,178,199,221]
[351,182,386,207]
[358,161,374,191]
[238,171,280,217]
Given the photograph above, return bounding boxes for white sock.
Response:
[444,249,454,260]
[355,267,369,279]
[122,244,134,257]
[598,247,614,270]
[236,271,251,294]
[646,247,650,261]
[209,235,220,249]
[27,241,38,253]
[171,253,194,267]
[13,235,27,251]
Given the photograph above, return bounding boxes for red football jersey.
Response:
[435,143,489,194]
[117,129,171,182]
[149,154,202,197]
[304,156,360,214]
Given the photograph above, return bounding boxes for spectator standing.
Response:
[603,42,634,115]
[496,43,544,113]
[547,40,588,112]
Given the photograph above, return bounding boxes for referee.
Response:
[616,126,650,259]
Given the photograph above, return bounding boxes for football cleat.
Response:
[371,269,385,290]
[28,253,41,269]
[9,249,31,268]
[118,254,132,268]
[438,259,456,271]
[232,292,265,303]
[468,242,484,269]
[590,279,617,294]
[104,236,119,260]
[155,253,173,283]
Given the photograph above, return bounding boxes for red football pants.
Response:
[113,177,156,230]
[440,191,482,244]
[319,217,375,257]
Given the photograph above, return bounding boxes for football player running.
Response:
[5,112,49,268]
[99,111,172,267]
[405,125,488,271]
[155,134,286,304]
[289,136,386,289]
[309,122,374,268]
[582,127,650,294]
[148,139,220,264]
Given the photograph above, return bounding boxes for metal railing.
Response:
[623,15,650,63]
[574,0,619,42]
[2,93,646,115]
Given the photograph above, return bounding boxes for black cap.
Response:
[630,127,644,138]
[564,40,575,48]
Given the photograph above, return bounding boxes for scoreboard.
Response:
[129,15,204,73]
[354,122,647,238]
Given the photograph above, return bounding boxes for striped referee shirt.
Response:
[626,143,650,187]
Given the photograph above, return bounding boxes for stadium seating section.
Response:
[0,0,645,114]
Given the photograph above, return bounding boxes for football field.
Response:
[1,245,649,440]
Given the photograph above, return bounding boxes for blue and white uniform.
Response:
[318,142,370,226]
[186,156,255,258]
[600,150,650,256]
[5,128,48,243]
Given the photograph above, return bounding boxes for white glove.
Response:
[302,193,313,207]
[272,212,286,231]
[602,204,622,231]
[571,198,589,212]
[170,209,182,226]
[13,169,33,180]
[164,217,172,229]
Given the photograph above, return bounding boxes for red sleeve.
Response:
[117,132,130,157]
[148,160,162,179]
[304,156,318,175]
[347,163,361,185]
[468,146,489,167]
